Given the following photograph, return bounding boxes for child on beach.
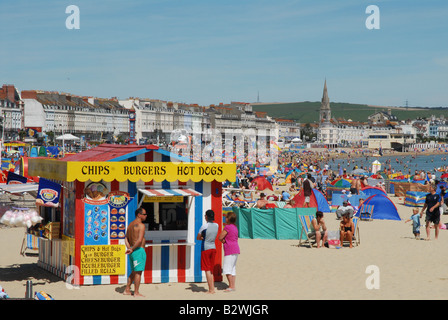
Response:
[405,208,422,239]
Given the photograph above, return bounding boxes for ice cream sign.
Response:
[36,178,61,207]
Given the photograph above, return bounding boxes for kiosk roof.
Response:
[61,144,159,162]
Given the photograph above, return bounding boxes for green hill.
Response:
[252,102,448,123]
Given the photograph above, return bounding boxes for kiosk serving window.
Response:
[141,199,188,231]
[138,188,201,244]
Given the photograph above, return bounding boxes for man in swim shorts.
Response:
[421,186,442,241]
[124,207,147,297]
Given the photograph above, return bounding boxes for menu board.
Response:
[80,245,126,276]
[83,186,130,245]
[84,199,109,245]
[108,191,130,241]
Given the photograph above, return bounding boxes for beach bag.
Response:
[328,239,340,246]
[327,230,340,247]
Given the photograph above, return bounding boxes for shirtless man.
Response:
[255,193,269,209]
[360,176,368,189]
[350,176,359,195]
[124,207,147,297]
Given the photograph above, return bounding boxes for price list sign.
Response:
[108,191,130,240]
[80,245,126,276]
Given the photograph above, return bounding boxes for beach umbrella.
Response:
[252,176,273,191]
[330,178,351,188]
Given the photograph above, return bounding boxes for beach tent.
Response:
[361,186,387,197]
[252,176,273,191]
[292,188,331,213]
[312,189,331,213]
[354,194,401,221]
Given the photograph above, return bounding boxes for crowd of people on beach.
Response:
[222,148,448,250]
[226,147,448,204]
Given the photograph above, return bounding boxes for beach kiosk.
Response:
[27,144,236,286]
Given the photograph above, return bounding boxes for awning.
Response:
[0,183,39,195]
[138,188,202,197]
[137,188,202,208]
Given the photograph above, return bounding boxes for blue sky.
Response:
[1,0,447,107]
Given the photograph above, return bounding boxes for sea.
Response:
[328,153,448,179]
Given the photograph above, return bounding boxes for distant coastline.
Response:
[252,101,448,123]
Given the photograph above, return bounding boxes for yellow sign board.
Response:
[143,195,183,203]
[28,160,237,183]
[80,245,126,276]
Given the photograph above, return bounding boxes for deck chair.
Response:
[298,215,317,248]
[275,201,287,208]
[20,232,39,255]
[242,198,257,208]
[341,217,360,247]
[222,193,235,207]
[223,194,256,208]
[359,204,374,221]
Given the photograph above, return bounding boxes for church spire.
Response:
[321,79,330,110]
[320,79,331,123]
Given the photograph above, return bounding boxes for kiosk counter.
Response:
[28,144,236,286]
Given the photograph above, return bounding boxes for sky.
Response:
[1,0,448,107]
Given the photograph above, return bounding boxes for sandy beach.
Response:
[1,193,448,301]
